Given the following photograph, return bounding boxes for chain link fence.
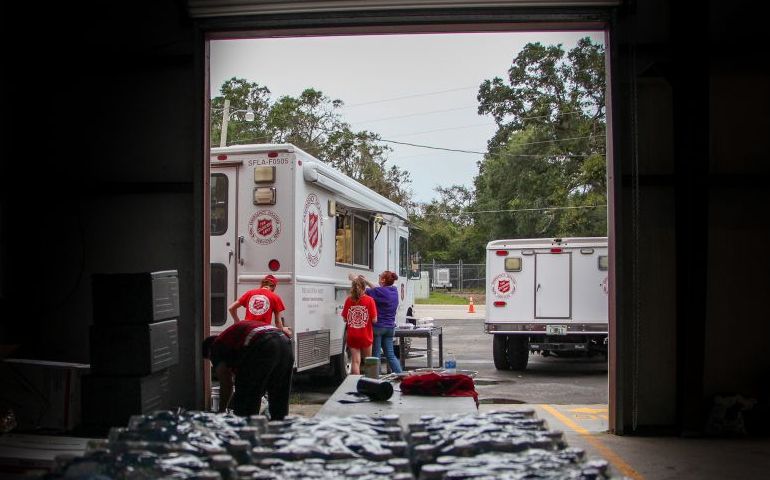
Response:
[416,261,486,293]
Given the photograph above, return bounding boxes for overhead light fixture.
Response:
[244,107,255,122]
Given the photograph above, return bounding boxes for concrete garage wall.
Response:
[703,72,770,401]
[1,1,204,417]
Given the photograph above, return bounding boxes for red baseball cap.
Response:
[263,274,278,286]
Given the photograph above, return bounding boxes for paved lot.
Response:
[293,304,608,408]
[408,305,608,405]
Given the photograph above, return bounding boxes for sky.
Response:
[210,31,604,204]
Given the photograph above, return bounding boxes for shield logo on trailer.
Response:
[258,218,273,237]
[248,210,282,245]
[308,213,319,248]
[492,273,515,298]
[303,194,322,267]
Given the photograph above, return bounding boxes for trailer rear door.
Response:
[535,252,571,318]
[210,166,238,329]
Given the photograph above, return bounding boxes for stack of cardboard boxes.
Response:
[82,270,179,430]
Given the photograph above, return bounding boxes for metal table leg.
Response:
[438,330,444,368]
[400,338,408,370]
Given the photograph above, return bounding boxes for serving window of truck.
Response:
[335,208,373,268]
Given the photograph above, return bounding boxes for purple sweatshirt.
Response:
[365,286,399,328]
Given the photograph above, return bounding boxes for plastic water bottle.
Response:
[444,352,457,374]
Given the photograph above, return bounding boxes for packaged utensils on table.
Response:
[356,376,394,401]
[245,456,416,479]
[422,448,616,479]
[252,414,407,462]
[405,410,566,464]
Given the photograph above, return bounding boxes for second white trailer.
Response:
[484,237,609,370]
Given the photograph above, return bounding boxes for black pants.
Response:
[232,332,294,419]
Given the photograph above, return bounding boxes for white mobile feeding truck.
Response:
[210,144,414,382]
[484,237,609,370]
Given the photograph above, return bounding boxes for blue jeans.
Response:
[373,326,403,373]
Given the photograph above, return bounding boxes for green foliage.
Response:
[211,80,412,206]
[409,37,607,264]
[473,37,607,241]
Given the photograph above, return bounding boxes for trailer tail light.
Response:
[550,248,562,253]
[496,250,508,256]
[268,259,280,271]
[493,301,506,307]
[216,154,227,161]
[253,187,276,205]
[268,151,278,158]
[254,166,275,183]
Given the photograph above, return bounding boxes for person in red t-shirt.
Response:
[202,320,293,419]
[228,275,287,329]
[341,276,377,375]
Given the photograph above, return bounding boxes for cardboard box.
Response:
[89,319,178,375]
[81,369,170,428]
[92,270,179,324]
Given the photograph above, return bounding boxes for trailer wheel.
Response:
[330,333,350,385]
[493,335,510,370]
[506,335,529,371]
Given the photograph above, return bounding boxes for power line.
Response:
[380,134,605,154]
[353,105,479,125]
[387,122,495,138]
[419,204,607,216]
[344,86,478,108]
[353,107,586,128]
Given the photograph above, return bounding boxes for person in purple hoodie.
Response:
[349,270,403,373]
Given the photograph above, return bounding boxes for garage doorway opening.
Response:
[202,20,616,429]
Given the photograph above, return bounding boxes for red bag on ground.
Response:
[400,372,479,407]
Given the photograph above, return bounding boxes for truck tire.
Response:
[506,335,529,371]
[330,333,350,385]
[493,335,510,370]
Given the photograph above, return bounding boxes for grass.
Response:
[416,290,480,305]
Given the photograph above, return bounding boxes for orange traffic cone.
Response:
[468,297,475,313]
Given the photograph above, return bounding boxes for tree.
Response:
[410,185,485,263]
[474,37,607,239]
[210,79,412,205]
[211,78,271,146]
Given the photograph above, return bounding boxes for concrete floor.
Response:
[287,397,770,479]
[408,305,770,478]
[480,404,770,479]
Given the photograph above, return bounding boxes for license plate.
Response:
[546,325,567,335]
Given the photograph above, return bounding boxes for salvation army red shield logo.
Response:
[492,273,515,298]
[257,218,273,237]
[248,210,281,245]
[302,194,322,267]
[308,213,319,248]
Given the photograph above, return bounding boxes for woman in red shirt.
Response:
[341,276,377,375]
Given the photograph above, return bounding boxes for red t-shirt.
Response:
[341,294,377,349]
[237,288,286,324]
[211,320,279,367]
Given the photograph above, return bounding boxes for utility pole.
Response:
[219,99,231,147]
